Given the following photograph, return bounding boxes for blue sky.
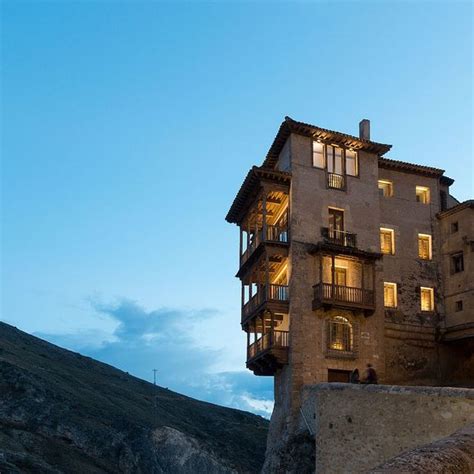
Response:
[2,1,472,417]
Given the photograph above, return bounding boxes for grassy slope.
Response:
[0,322,268,473]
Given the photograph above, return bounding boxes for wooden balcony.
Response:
[242,284,289,325]
[313,282,375,313]
[240,224,289,266]
[321,227,357,248]
[247,329,289,376]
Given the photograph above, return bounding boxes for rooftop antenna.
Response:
[152,369,158,386]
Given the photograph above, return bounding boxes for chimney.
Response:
[359,119,370,140]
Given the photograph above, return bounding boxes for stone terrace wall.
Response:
[300,383,474,473]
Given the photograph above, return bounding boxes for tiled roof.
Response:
[378,157,453,181]
[263,116,392,168]
[437,200,474,218]
[225,166,291,224]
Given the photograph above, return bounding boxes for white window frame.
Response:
[416,186,430,204]
[420,287,434,312]
[380,228,395,255]
[378,179,393,197]
[384,282,398,308]
[418,233,432,260]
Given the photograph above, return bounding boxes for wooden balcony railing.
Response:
[313,282,374,309]
[240,225,289,264]
[247,330,289,361]
[321,227,357,248]
[242,284,289,320]
[327,173,345,190]
[263,225,289,244]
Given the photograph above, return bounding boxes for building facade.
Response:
[225,117,473,466]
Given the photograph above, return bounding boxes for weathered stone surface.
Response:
[371,423,474,473]
[0,323,268,473]
[301,383,474,473]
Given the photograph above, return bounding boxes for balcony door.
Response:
[334,267,347,287]
[327,146,344,176]
[329,208,344,240]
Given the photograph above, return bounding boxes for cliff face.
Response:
[0,323,268,473]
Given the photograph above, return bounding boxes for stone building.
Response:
[225,117,473,468]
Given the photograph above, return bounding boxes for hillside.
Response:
[0,322,269,473]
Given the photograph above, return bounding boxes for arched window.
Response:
[327,316,353,352]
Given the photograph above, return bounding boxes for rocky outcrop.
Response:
[0,323,268,473]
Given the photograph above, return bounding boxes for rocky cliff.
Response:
[0,322,268,473]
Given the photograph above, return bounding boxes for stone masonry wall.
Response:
[301,383,474,474]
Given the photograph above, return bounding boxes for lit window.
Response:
[420,287,434,312]
[384,282,397,308]
[312,141,325,168]
[451,252,464,273]
[418,234,432,260]
[378,180,393,197]
[327,316,353,352]
[416,186,430,204]
[346,150,358,177]
[380,228,395,255]
[312,141,358,178]
[455,300,463,312]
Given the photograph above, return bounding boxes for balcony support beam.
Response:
[331,254,336,300]
[262,192,267,242]
[239,227,243,261]
[265,252,270,300]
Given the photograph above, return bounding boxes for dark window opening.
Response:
[451,222,459,233]
[440,191,447,211]
[455,300,463,312]
[451,252,464,273]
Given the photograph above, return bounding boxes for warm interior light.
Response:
[330,340,344,350]
[273,263,288,284]
[272,202,288,225]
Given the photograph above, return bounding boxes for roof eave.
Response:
[263,116,392,168]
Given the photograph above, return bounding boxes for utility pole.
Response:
[152,369,158,386]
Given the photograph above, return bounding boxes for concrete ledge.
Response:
[304,382,474,398]
[300,383,474,473]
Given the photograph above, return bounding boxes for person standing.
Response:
[362,363,378,384]
[350,368,360,384]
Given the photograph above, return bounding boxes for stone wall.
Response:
[301,383,474,474]
[438,203,473,330]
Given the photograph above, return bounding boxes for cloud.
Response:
[37,298,274,417]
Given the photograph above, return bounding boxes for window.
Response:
[455,300,463,312]
[451,252,464,273]
[334,267,347,286]
[312,141,325,168]
[312,141,358,177]
[420,287,434,312]
[328,208,344,238]
[378,180,393,197]
[327,145,343,175]
[346,150,358,177]
[327,316,353,352]
[380,228,395,255]
[418,234,432,260]
[440,190,447,211]
[451,222,459,233]
[416,186,430,204]
[384,282,397,308]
